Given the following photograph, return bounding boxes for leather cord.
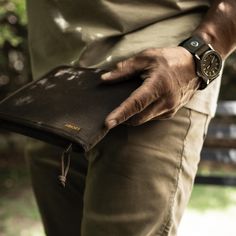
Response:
[58,143,72,187]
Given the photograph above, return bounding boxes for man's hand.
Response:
[101,47,200,129]
[100,0,236,129]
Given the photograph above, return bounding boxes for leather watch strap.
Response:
[179,36,209,56]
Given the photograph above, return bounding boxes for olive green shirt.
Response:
[27,0,221,116]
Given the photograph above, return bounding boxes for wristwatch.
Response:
[179,35,222,90]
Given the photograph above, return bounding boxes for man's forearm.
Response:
[194,0,236,59]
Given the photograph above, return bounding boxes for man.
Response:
[25,0,236,235]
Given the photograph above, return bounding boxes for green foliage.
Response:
[0,0,26,47]
[0,0,26,23]
[0,0,29,99]
[0,25,23,47]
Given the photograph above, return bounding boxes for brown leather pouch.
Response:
[0,66,141,153]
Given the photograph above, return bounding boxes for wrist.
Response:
[193,0,236,60]
[193,30,226,60]
[179,35,223,90]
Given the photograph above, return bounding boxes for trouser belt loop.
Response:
[58,143,72,187]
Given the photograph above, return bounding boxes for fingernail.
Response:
[106,119,117,129]
[101,72,111,80]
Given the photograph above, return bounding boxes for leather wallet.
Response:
[0,66,141,153]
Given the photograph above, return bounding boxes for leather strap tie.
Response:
[58,143,72,187]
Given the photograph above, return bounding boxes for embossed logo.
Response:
[64,123,81,131]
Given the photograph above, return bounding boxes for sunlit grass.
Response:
[189,185,236,211]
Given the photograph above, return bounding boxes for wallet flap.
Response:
[0,66,141,152]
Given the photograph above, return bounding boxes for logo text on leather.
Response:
[64,123,81,131]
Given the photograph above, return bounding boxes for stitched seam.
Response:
[203,114,211,140]
[157,108,192,236]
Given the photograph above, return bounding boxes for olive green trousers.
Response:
[25,107,210,236]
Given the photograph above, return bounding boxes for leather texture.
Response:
[0,66,141,152]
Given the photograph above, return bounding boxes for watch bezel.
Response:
[199,50,222,81]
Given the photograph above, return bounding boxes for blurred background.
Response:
[0,0,236,235]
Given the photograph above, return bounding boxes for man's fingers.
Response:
[125,99,167,126]
[105,83,157,129]
[101,56,150,83]
[126,98,179,126]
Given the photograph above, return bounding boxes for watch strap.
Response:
[179,35,214,90]
[179,35,210,57]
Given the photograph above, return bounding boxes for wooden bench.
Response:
[195,101,236,186]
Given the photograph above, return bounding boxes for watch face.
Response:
[200,50,222,80]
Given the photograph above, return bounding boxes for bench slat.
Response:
[195,175,236,187]
[216,101,236,116]
[201,148,236,163]
[197,101,236,186]
[204,138,236,149]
